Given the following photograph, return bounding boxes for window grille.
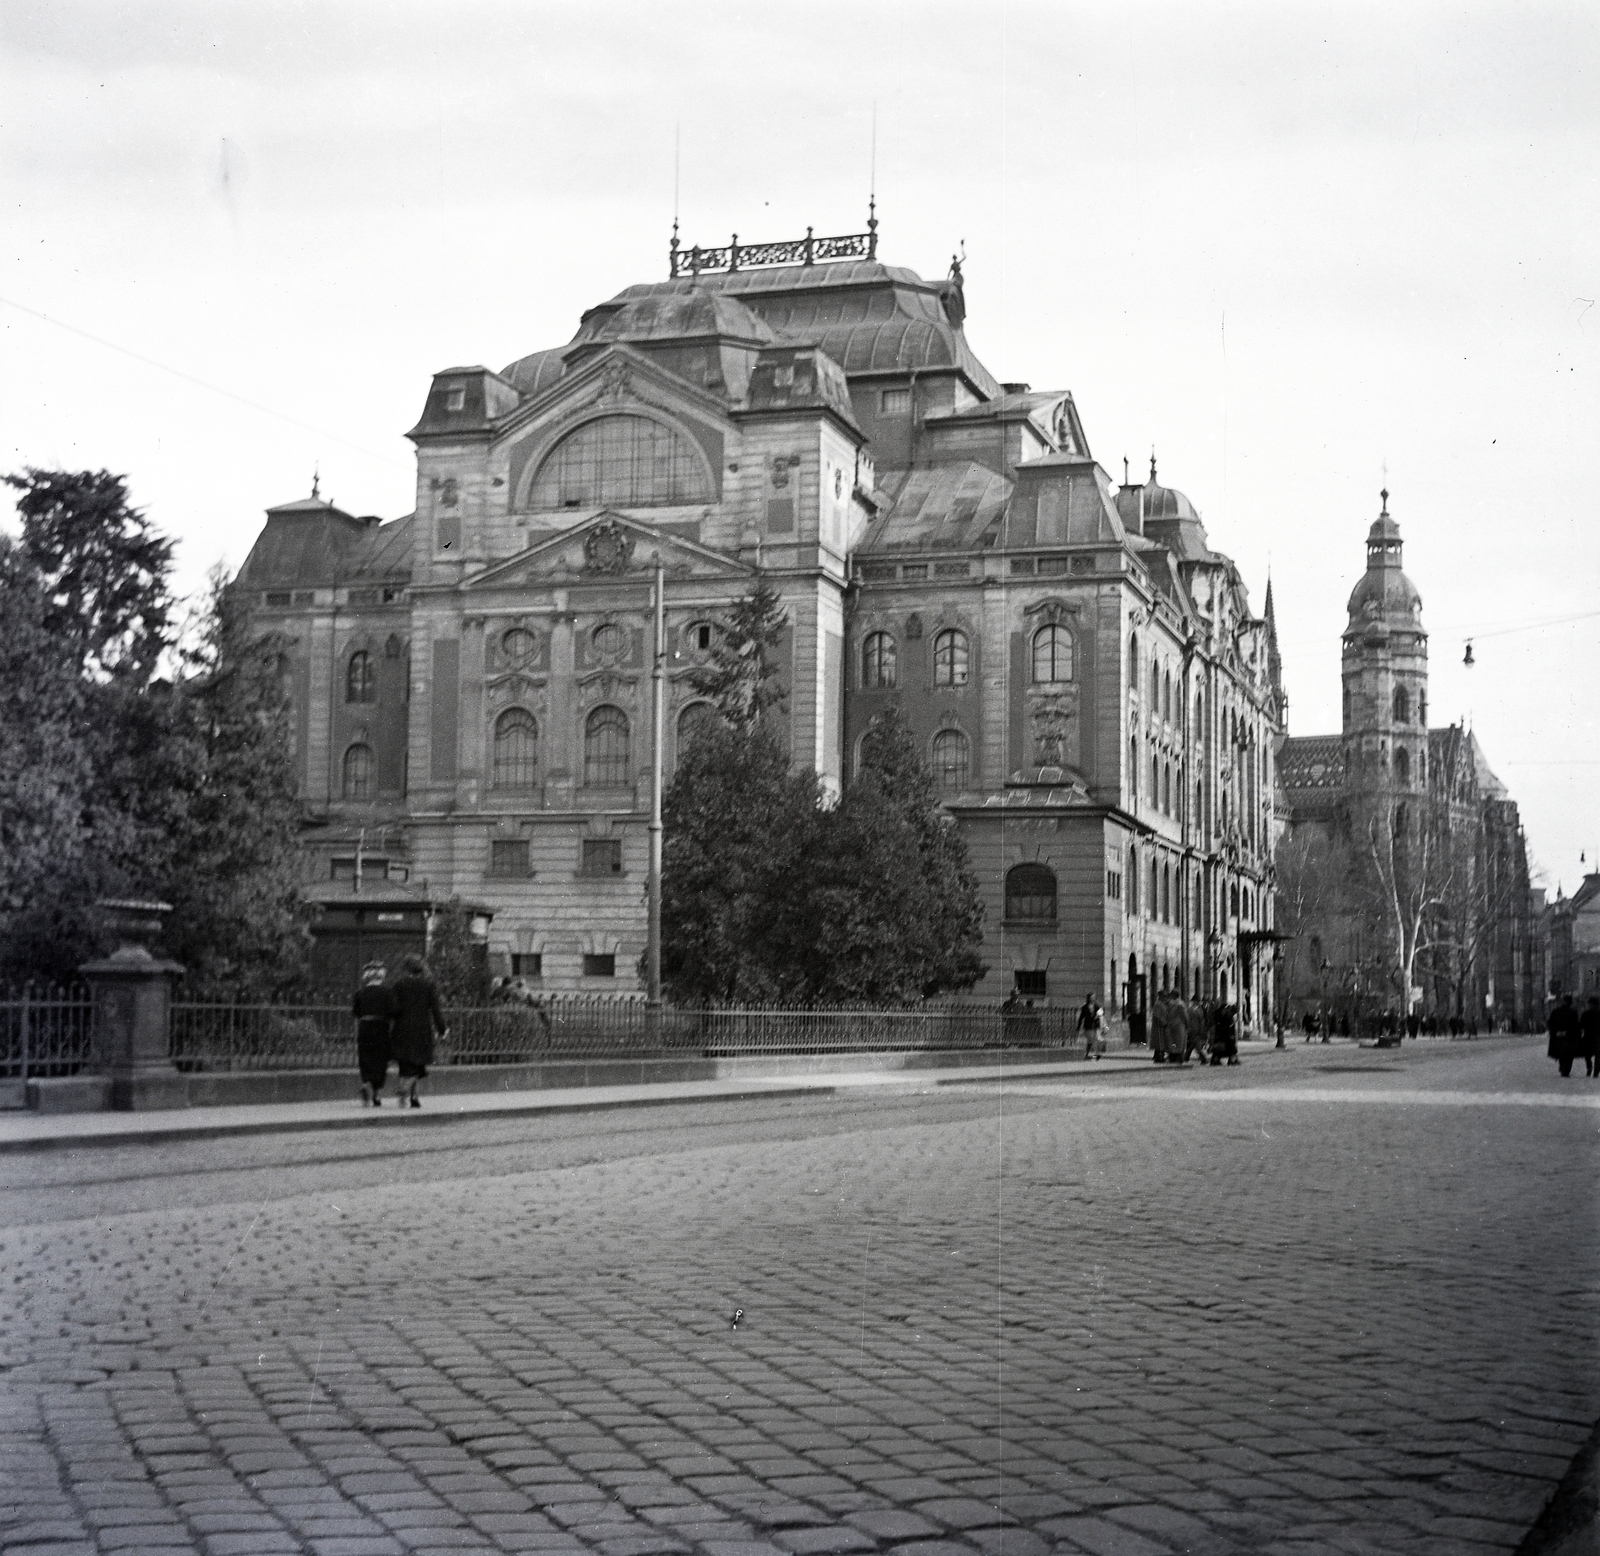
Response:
[493,709,538,789]
[581,839,623,876]
[931,729,970,792]
[529,414,709,508]
[584,706,629,785]
[489,839,531,877]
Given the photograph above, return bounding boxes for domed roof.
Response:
[1113,456,1202,535]
[1346,494,1423,626]
[578,291,776,346]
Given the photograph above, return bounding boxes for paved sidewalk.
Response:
[0,1044,1275,1152]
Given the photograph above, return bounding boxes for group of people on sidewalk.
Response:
[1546,994,1600,1079]
[351,954,451,1108]
[1148,989,1240,1066]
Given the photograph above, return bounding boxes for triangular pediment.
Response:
[495,342,731,443]
[463,512,754,591]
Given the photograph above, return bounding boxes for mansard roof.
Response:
[859,461,1013,553]
[236,507,414,589]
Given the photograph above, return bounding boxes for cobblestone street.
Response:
[2,1037,1596,1556]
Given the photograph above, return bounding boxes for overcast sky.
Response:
[3,0,1596,893]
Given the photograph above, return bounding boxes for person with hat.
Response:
[352,961,398,1107]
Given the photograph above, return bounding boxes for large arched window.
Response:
[1151,857,1160,917]
[1005,863,1057,924]
[528,414,710,509]
[342,742,373,800]
[933,629,969,687]
[1128,632,1139,691]
[1161,864,1171,923]
[1163,669,1173,722]
[1152,753,1161,803]
[862,631,897,688]
[493,708,538,789]
[1150,654,1161,703]
[931,728,970,792]
[346,652,375,704]
[1031,623,1073,683]
[1130,736,1140,802]
[584,706,630,785]
[1128,846,1140,914]
[1393,685,1410,723]
[1395,745,1410,785]
[1162,761,1172,815]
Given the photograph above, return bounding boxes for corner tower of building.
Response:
[1340,492,1428,820]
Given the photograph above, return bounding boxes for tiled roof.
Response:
[1277,736,1345,790]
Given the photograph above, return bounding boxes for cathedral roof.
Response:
[1277,735,1345,790]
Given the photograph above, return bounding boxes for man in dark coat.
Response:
[390,953,449,1108]
[1547,995,1580,1078]
[352,960,398,1107]
[1579,997,1600,1080]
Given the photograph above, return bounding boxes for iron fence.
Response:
[0,985,95,1080]
[163,995,1086,1072]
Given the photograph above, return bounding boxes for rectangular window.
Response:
[899,563,927,579]
[1107,870,1121,900]
[331,856,388,881]
[1014,970,1048,997]
[880,388,911,413]
[1009,558,1036,575]
[934,562,971,577]
[511,953,542,978]
[445,386,466,412]
[489,839,531,877]
[583,953,616,978]
[264,591,292,607]
[581,839,623,876]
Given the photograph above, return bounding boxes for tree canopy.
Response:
[0,470,312,994]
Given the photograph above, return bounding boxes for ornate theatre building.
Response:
[238,224,1284,1016]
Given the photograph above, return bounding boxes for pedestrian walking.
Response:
[1547,995,1580,1079]
[1184,996,1208,1064]
[1076,992,1106,1058]
[1211,1002,1239,1066]
[390,953,449,1109]
[1579,996,1600,1080]
[352,960,398,1107]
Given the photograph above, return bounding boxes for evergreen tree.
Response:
[427,898,491,1006]
[804,708,987,1003]
[659,720,822,1004]
[684,580,789,728]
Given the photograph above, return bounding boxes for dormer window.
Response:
[445,386,466,412]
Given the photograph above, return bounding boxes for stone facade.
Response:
[237,244,1281,1012]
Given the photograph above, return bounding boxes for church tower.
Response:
[1341,492,1428,832]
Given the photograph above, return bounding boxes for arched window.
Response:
[1161,864,1171,923]
[584,706,630,785]
[1005,863,1057,924]
[1130,736,1140,801]
[1031,624,1073,683]
[1128,846,1140,914]
[1196,780,1204,826]
[528,413,710,509]
[1395,746,1410,785]
[492,708,538,789]
[1128,632,1140,691]
[342,743,373,800]
[1150,654,1160,703]
[1163,669,1172,722]
[677,701,721,752]
[1162,762,1172,815]
[1393,685,1410,723]
[346,652,375,704]
[1151,857,1160,917]
[933,629,970,687]
[1152,753,1161,803]
[862,631,897,688]
[931,729,970,792]
[1195,689,1205,746]
[1229,882,1240,917]
[1394,802,1409,837]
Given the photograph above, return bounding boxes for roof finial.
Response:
[1380,486,1389,516]
[867,101,878,258]
[311,466,321,501]
[1149,448,1158,484]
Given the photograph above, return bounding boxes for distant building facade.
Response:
[1276,503,1541,1029]
[1543,873,1600,1001]
[238,226,1282,1015]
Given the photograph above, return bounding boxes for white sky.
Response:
[3,0,1597,893]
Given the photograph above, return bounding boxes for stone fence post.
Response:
[82,899,187,1111]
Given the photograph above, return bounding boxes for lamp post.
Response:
[646,555,665,1023]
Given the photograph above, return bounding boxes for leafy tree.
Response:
[3,468,173,683]
[427,898,491,1006]
[659,719,822,1004]
[684,580,789,728]
[0,538,102,981]
[803,708,987,1002]
[155,570,314,999]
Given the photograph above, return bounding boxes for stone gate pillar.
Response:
[82,899,188,1111]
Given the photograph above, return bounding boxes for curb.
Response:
[1516,1418,1600,1556]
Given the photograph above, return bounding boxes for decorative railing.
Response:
[0,985,95,1080]
[669,222,878,279]
[162,995,1085,1073]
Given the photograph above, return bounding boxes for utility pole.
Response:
[646,555,665,1015]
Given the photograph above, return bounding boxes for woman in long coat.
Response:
[390,953,449,1108]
